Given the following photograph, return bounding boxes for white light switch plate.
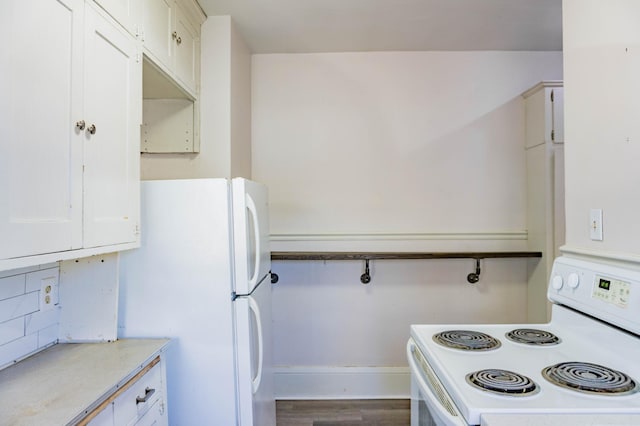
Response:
[590,208,603,241]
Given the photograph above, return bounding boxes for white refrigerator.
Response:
[117,178,275,426]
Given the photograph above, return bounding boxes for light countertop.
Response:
[0,338,170,426]
[482,414,640,426]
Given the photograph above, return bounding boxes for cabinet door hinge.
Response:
[550,90,554,103]
[135,25,143,40]
[551,130,555,141]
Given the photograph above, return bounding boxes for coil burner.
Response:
[542,362,639,396]
[466,369,540,396]
[433,330,501,351]
[505,328,561,346]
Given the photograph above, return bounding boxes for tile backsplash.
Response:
[0,264,60,369]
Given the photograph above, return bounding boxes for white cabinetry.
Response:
[139,0,204,153]
[140,0,201,97]
[92,0,138,35]
[0,0,141,269]
[524,81,565,322]
[82,6,141,248]
[87,357,168,426]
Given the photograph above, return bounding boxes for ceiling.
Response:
[196,0,563,54]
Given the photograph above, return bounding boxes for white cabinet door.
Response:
[141,0,174,72]
[140,0,201,98]
[0,0,83,259]
[0,1,140,268]
[551,88,564,143]
[83,5,141,247]
[93,0,138,36]
[173,1,198,94]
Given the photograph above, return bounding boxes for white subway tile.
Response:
[0,334,38,369]
[0,293,39,323]
[37,324,58,348]
[25,307,61,335]
[0,318,25,346]
[0,275,26,301]
[0,266,38,279]
[0,264,59,280]
[26,268,59,293]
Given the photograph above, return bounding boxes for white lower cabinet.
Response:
[133,399,168,426]
[0,0,141,268]
[87,357,168,426]
[89,405,115,426]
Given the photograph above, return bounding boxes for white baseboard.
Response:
[274,366,410,400]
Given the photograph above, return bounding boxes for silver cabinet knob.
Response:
[76,120,85,130]
[87,124,96,135]
[172,31,182,45]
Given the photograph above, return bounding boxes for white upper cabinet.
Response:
[83,5,142,248]
[0,0,84,259]
[550,88,564,144]
[0,0,141,269]
[140,0,203,98]
[92,0,138,36]
[140,0,174,70]
[523,81,564,148]
[173,1,199,93]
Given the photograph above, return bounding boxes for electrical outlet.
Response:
[590,209,604,241]
[40,277,58,311]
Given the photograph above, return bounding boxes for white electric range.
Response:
[407,257,640,426]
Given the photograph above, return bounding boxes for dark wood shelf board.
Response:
[271,251,542,261]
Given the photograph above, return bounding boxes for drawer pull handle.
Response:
[136,387,156,404]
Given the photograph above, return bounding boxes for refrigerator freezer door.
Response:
[232,178,271,295]
[235,279,276,426]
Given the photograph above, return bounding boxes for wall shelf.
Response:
[270,251,542,284]
[271,251,542,261]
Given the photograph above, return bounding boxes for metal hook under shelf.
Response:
[467,258,481,284]
[360,259,372,284]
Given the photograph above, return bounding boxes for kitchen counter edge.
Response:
[0,338,171,426]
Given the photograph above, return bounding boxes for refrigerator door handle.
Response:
[248,296,264,394]
[246,193,261,289]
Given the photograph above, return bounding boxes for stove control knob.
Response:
[568,273,580,289]
[551,275,564,290]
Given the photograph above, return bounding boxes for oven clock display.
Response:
[599,279,611,291]
[592,276,630,308]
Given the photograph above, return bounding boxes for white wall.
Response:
[141,16,252,180]
[253,52,563,243]
[252,51,563,397]
[563,0,640,262]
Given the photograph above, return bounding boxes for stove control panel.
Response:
[592,275,630,307]
[549,257,640,335]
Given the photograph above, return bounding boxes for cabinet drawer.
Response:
[133,397,167,426]
[113,359,164,425]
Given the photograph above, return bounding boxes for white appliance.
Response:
[118,178,275,426]
[408,257,640,425]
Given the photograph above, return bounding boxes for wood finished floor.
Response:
[276,399,410,426]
